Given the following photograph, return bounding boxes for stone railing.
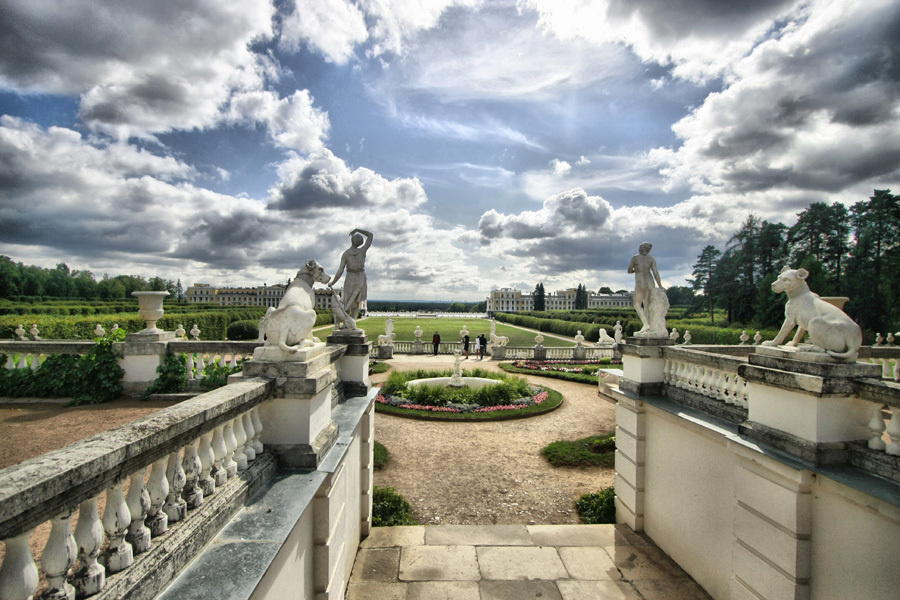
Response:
[661,345,753,424]
[0,378,273,600]
[0,340,96,372]
[168,341,262,386]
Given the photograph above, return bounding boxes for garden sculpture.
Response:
[628,242,668,337]
[761,266,862,361]
[259,259,331,352]
[328,228,372,325]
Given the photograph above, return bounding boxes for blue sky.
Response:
[1,0,898,300]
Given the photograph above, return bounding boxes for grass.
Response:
[375,387,563,421]
[329,316,575,347]
[373,441,389,470]
[369,361,390,374]
[499,362,600,385]
[541,433,616,468]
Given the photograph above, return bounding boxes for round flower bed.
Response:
[375,368,562,421]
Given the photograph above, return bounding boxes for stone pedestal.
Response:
[413,340,424,354]
[533,345,546,361]
[490,345,506,360]
[619,337,674,397]
[573,345,587,361]
[377,344,393,359]
[117,332,176,396]
[245,343,339,469]
[738,349,881,464]
[328,330,372,399]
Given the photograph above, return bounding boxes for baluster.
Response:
[198,432,216,496]
[17,354,28,369]
[0,530,39,600]
[885,410,900,456]
[102,480,133,573]
[893,359,899,382]
[712,370,723,401]
[30,354,41,372]
[212,424,229,485]
[673,362,683,388]
[737,376,748,408]
[229,355,237,369]
[181,440,204,510]
[218,354,227,369]
[233,416,248,471]
[186,354,195,381]
[867,404,887,451]
[223,421,239,478]
[242,412,256,462]
[882,360,892,379]
[4,355,13,370]
[145,457,169,536]
[662,359,671,384]
[73,497,105,597]
[250,406,264,454]
[163,450,187,523]
[42,511,76,600]
[125,468,151,554]
[699,367,709,395]
[196,355,206,378]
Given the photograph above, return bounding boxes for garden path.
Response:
[371,353,616,525]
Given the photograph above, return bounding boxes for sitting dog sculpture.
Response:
[762,266,862,361]
[258,260,331,352]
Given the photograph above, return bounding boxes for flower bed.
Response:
[374,368,561,420]
[500,358,621,385]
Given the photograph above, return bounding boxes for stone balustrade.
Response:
[0,378,273,600]
[661,345,752,424]
[0,340,96,374]
[167,340,261,386]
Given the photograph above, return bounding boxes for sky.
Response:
[0,0,898,301]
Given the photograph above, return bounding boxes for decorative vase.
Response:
[132,291,169,334]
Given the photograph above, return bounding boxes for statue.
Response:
[414,325,423,340]
[628,242,668,337]
[377,317,395,347]
[329,228,373,329]
[258,260,331,353]
[613,321,623,344]
[761,266,862,361]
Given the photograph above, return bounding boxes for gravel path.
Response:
[371,354,617,525]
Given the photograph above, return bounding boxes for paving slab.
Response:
[632,578,714,599]
[407,581,481,600]
[400,545,480,581]
[479,579,564,600]
[360,525,426,548]
[350,547,401,583]
[528,523,617,547]
[477,546,568,581]
[558,546,620,580]
[605,544,688,581]
[556,579,642,600]
[344,581,407,600]
[425,524,532,546]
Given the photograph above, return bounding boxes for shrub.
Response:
[373,441,389,470]
[541,433,615,468]
[227,319,259,340]
[576,487,616,524]
[372,486,418,526]
[142,352,187,398]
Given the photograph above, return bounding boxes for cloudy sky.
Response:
[1,0,898,300]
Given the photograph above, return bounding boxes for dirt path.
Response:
[371,354,616,525]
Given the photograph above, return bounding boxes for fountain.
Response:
[406,351,500,390]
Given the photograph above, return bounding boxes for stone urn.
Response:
[132,291,169,334]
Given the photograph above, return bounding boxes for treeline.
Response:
[690,190,900,335]
[367,300,487,312]
[0,256,185,301]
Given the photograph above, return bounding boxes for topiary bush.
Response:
[576,487,616,524]
[226,319,259,340]
[372,486,418,526]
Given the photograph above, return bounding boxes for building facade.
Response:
[486,287,631,315]
[185,283,357,312]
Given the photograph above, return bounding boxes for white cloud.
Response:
[226,90,331,153]
[576,156,590,166]
[551,159,571,175]
[279,0,368,64]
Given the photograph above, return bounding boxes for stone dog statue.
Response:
[762,266,862,361]
[258,260,331,352]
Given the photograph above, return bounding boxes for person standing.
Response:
[463,332,470,359]
[432,331,441,355]
[474,334,482,360]
[479,333,487,359]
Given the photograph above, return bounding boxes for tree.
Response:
[0,256,21,298]
[598,286,613,294]
[533,283,545,311]
[175,279,185,302]
[665,286,695,306]
[689,245,721,324]
[788,202,849,290]
[574,284,588,309]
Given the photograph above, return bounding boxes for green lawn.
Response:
[329,316,574,347]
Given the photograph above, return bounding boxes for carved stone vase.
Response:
[132,291,170,334]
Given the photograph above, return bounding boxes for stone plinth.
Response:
[533,345,546,361]
[327,330,372,398]
[245,346,338,469]
[252,342,326,363]
[490,345,506,360]
[377,345,393,359]
[738,351,882,464]
[117,332,177,396]
[619,337,674,397]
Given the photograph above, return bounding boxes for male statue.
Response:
[628,242,667,335]
[329,228,373,323]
